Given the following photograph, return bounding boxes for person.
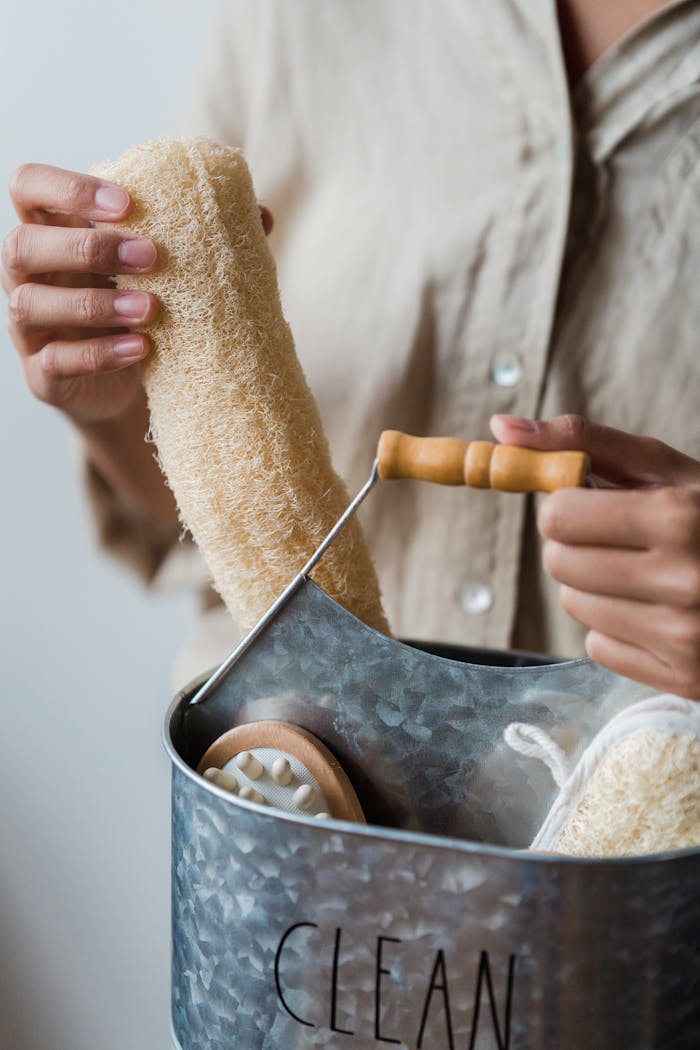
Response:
[2,0,700,697]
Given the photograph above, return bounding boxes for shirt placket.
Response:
[443,7,575,649]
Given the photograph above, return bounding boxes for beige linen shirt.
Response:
[92,0,700,686]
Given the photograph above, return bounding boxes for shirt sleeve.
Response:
[84,459,180,582]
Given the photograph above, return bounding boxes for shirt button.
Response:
[491,351,523,388]
[457,579,493,615]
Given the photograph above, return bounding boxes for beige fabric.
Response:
[93,138,389,637]
[85,460,180,583]
[90,0,700,683]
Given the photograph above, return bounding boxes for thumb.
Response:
[489,414,700,488]
[259,204,274,236]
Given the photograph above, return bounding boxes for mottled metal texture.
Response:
[165,581,700,1049]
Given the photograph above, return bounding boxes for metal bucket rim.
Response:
[286,580,594,675]
[163,692,700,868]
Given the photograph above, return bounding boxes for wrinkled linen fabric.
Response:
[87,0,700,688]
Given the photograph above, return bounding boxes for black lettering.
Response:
[375,936,402,1044]
[274,922,318,1028]
[468,951,516,1050]
[330,926,355,1035]
[417,949,454,1050]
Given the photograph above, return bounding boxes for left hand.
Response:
[490,414,700,699]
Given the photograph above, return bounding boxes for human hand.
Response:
[2,164,274,425]
[2,164,162,423]
[490,414,700,699]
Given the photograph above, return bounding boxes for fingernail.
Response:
[117,238,157,270]
[500,415,538,433]
[113,335,144,362]
[94,185,129,214]
[114,292,151,321]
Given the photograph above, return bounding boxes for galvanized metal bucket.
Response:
[164,580,700,1049]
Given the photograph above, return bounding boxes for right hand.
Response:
[2,164,161,424]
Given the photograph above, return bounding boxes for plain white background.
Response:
[0,2,217,1047]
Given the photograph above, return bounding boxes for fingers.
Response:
[8,283,158,333]
[490,413,700,487]
[538,488,654,549]
[536,474,700,694]
[543,482,700,616]
[2,224,157,284]
[584,624,700,700]
[543,539,700,608]
[567,588,700,698]
[561,585,699,657]
[25,332,151,402]
[9,164,131,223]
[583,631,700,698]
[544,543,655,600]
[259,205,274,236]
[541,486,700,555]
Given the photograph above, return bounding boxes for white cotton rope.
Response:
[93,138,390,636]
[503,722,572,789]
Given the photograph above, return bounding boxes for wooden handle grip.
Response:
[481,444,591,492]
[377,432,590,491]
[377,431,469,485]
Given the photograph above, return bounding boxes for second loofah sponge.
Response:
[94,137,390,636]
[518,695,700,857]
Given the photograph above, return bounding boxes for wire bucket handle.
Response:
[189,432,590,706]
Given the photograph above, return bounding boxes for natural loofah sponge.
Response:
[521,695,700,857]
[552,730,700,857]
[93,137,389,636]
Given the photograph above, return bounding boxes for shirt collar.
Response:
[571,0,700,161]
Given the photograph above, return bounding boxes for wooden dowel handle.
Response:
[377,432,590,491]
[377,431,469,485]
[485,444,590,492]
